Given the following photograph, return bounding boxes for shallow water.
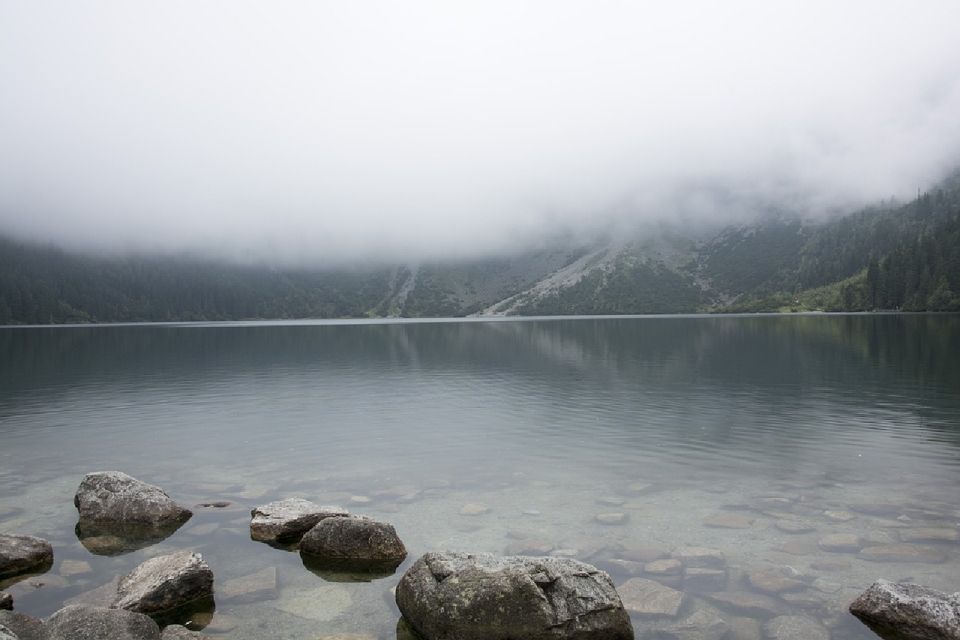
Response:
[1,314,959,639]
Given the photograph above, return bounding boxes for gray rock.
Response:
[618,577,685,617]
[763,615,830,640]
[859,544,947,564]
[74,471,191,527]
[249,498,348,544]
[704,591,786,618]
[395,552,633,640]
[660,609,729,640]
[849,579,960,640]
[683,568,727,593]
[0,593,9,610]
[645,559,684,576]
[0,535,53,581]
[0,612,44,640]
[595,513,627,525]
[702,513,754,529]
[671,547,726,569]
[0,624,17,640]
[219,566,277,604]
[45,604,160,640]
[113,551,214,616]
[300,516,407,570]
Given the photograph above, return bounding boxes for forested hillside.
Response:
[1,174,959,323]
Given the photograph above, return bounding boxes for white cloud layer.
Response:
[1,1,960,263]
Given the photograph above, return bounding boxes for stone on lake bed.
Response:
[702,512,754,529]
[660,609,730,640]
[671,547,726,569]
[595,512,628,525]
[597,496,626,506]
[850,579,960,640]
[818,533,862,553]
[704,591,786,618]
[823,510,856,522]
[595,558,646,577]
[0,535,53,581]
[249,498,349,544]
[763,615,830,640]
[859,544,948,563]
[683,568,727,592]
[58,560,92,577]
[618,578,685,617]
[774,519,815,534]
[645,559,684,576]
[746,566,805,594]
[810,558,850,572]
[459,503,490,516]
[219,566,277,604]
[273,584,352,622]
[395,552,633,640]
[900,527,960,543]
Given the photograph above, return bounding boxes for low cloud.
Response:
[2,1,959,264]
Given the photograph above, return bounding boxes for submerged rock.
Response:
[0,535,53,581]
[763,615,830,640]
[671,547,726,569]
[704,591,786,618]
[113,551,214,619]
[849,579,960,640]
[219,566,277,604]
[818,533,862,553]
[74,471,192,527]
[300,516,407,571]
[683,568,727,593]
[249,498,348,544]
[702,512,754,529]
[618,577,685,617]
[859,544,947,564]
[659,609,729,640]
[595,513,628,525]
[900,528,960,544]
[746,566,805,595]
[45,604,161,640]
[395,552,633,640]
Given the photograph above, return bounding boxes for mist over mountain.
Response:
[2,1,960,265]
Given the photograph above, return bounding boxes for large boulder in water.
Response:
[849,579,960,640]
[0,535,53,581]
[112,551,214,621]
[299,516,407,572]
[249,498,349,544]
[74,472,192,526]
[0,611,44,640]
[395,552,634,640]
[45,604,160,640]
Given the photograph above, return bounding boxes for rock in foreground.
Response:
[249,498,349,544]
[396,552,633,640]
[45,604,161,640]
[74,471,192,527]
[849,579,960,640]
[113,551,214,618]
[0,535,53,581]
[300,516,407,571]
[0,593,10,611]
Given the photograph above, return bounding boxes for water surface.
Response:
[1,314,959,639]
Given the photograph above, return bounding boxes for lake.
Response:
[1,314,959,639]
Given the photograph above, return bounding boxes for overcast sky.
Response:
[1,1,959,264]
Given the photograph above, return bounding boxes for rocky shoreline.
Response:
[0,472,958,639]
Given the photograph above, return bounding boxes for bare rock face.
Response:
[0,611,44,640]
[249,498,349,544]
[75,472,192,526]
[74,472,191,555]
[395,552,634,640]
[849,579,960,640]
[112,551,214,619]
[45,604,161,640]
[0,535,53,581]
[300,516,407,571]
